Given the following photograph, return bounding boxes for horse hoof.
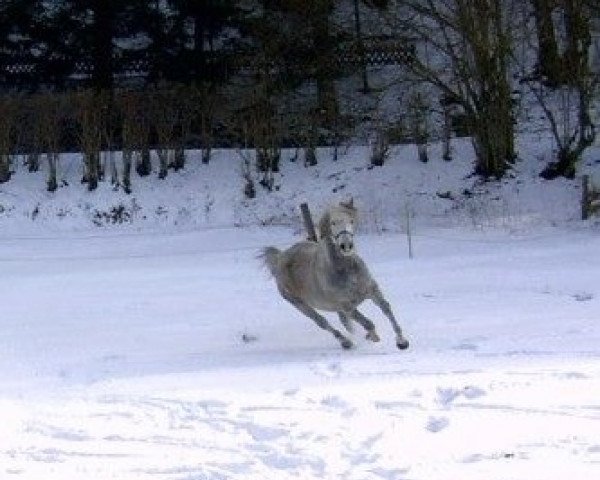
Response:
[366,331,380,342]
[396,338,409,350]
[341,339,354,350]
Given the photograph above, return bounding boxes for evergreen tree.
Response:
[0,0,40,89]
[166,0,237,82]
[38,1,155,90]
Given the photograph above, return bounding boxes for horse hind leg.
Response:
[349,309,380,342]
[280,290,353,350]
[338,312,355,334]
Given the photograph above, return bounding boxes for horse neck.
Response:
[320,235,352,271]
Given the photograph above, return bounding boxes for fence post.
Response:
[300,203,318,241]
[582,175,590,220]
[405,204,414,259]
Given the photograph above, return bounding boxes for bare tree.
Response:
[240,150,257,200]
[520,0,597,178]
[19,95,42,173]
[531,0,562,85]
[98,91,119,188]
[198,83,218,165]
[311,0,338,123]
[408,91,430,163]
[35,93,66,192]
[529,81,597,179]
[129,91,152,178]
[75,90,103,190]
[120,91,148,194]
[0,96,17,183]
[370,118,390,166]
[384,0,516,178]
[150,86,179,179]
[441,96,454,161]
[245,83,282,191]
[302,109,319,168]
[171,84,199,171]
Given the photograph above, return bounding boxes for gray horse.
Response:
[261,200,410,350]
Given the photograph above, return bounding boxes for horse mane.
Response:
[318,199,357,240]
[318,211,332,240]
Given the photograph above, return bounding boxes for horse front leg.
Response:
[349,308,380,343]
[280,290,354,350]
[369,284,409,350]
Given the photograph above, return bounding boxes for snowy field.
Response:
[1,141,600,479]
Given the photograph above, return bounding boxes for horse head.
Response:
[318,199,358,256]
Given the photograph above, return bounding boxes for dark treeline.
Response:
[0,1,599,191]
[0,0,240,90]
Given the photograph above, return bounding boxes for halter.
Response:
[331,224,355,258]
[333,229,354,241]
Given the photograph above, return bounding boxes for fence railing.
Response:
[1,37,414,89]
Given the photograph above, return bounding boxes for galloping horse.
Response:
[261,200,409,350]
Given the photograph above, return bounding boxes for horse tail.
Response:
[260,246,281,277]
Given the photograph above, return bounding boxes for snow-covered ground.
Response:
[1,139,599,479]
[1,135,597,236]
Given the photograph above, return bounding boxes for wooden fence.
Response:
[582,175,600,220]
[1,37,414,89]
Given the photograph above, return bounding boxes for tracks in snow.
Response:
[2,361,600,480]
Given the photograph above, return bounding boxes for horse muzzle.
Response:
[335,231,355,255]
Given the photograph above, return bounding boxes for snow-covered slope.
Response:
[1,139,599,479]
[1,135,598,236]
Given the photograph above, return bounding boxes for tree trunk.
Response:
[47,154,58,192]
[540,84,596,180]
[472,122,513,178]
[531,0,562,85]
[409,92,429,163]
[471,75,515,178]
[26,153,41,172]
[0,156,11,183]
[469,1,515,177]
[471,87,515,178]
[172,148,185,171]
[581,175,590,220]
[157,150,169,179]
[90,1,114,90]
[136,147,152,177]
[107,151,118,187]
[442,104,452,161]
[122,151,132,194]
[0,97,15,183]
[538,2,595,179]
[83,152,101,191]
[192,10,206,80]
[201,113,212,164]
[312,0,338,126]
[562,0,591,86]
